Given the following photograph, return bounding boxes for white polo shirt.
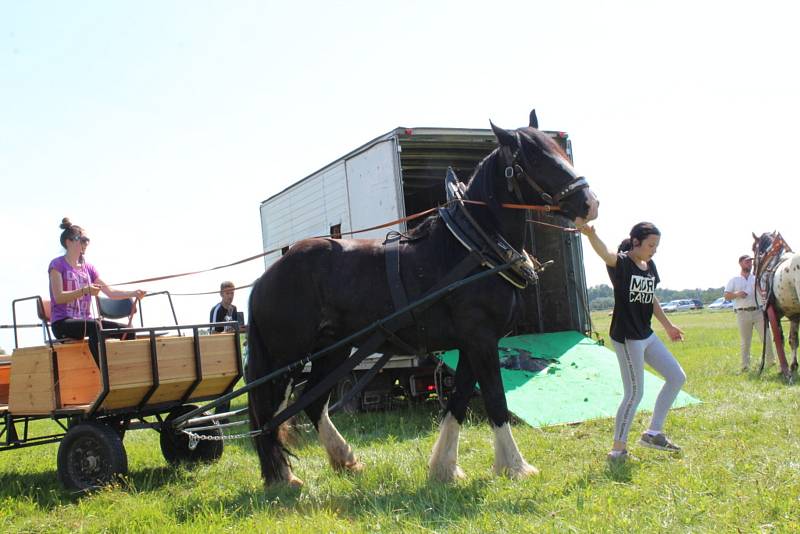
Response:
[724,274,757,310]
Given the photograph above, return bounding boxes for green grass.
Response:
[2,310,799,533]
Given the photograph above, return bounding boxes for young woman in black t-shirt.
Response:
[580,222,686,462]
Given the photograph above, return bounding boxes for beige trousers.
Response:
[736,309,775,368]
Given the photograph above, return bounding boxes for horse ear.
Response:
[490,121,517,147]
[529,109,538,129]
[752,232,759,241]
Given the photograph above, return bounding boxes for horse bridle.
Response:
[503,131,589,207]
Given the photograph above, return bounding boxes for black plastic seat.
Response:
[96,297,136,320]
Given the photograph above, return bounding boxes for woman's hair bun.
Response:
[60,217,72,230]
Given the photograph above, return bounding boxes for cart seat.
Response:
[96,297,137,320]
[36,299,80,345]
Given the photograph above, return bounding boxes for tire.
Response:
[330,373,360,414]
[57,422,128,493]
[160,405,224,465]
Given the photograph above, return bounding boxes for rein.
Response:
[108,199,567,288]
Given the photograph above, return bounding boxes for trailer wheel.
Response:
[57,422,128,492]
[160,405,223,465]
[330,373,360,414]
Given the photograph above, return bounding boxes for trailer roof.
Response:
[260,127,568,205]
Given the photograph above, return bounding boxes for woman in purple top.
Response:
[48,218,146,363]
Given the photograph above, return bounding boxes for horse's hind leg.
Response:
[249,375,303,487]
[303,347,362,473]
[429,355,475,482]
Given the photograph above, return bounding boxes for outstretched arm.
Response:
[96,277,146,301]
[579,224,617,267]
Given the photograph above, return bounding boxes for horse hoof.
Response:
[344,460,364,473]
[429,464,465,483]
[515,463,540,478]
[495,462,540,479]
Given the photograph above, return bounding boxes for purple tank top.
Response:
[48,256,99,322]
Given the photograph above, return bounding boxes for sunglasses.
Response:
[70,235,91,244]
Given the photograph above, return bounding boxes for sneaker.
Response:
[639,432,681,452]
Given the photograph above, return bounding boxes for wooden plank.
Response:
[155,337,196,382]
[101,386,152,410]
[199,334,239,377]
[147,382,193,405]
[190,376,237,399]
[55,343,101,407]
[105,339,153,389]
[9,346,56,415]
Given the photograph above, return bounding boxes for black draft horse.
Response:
[247,112,599,487]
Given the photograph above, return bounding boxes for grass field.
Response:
[1,310,798,533]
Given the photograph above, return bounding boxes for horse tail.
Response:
[246,289,294,485]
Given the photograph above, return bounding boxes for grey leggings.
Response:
[611,333,686,443]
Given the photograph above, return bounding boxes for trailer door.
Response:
[345,139,404,239]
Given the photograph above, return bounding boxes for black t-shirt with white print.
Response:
[606,252,660,343]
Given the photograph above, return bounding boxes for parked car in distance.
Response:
[708,297,734,310]
[662,299,694,313]
[690,299,703,309]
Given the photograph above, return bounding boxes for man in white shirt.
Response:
[724,254,775,371]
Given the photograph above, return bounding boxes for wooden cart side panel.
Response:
[199,334,239,378]
[190,376,238,400]
[8,346,56,415]
[155,337,196,382]
[55,343,101,407]
[100,339,153,410]
[146,381,193,405]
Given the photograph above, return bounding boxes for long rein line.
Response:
[108,199,574,292]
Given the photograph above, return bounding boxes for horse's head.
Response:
[489,111,599,226]
[752,231,775,260]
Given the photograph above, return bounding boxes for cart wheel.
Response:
[160,405,223,465]
[331,373,360,414]
[57,422,128,492]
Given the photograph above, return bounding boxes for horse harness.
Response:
[502,130,589,208]
[755,232,794,305]
[383,162,581,353]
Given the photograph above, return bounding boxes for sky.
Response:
[2,1,799,351]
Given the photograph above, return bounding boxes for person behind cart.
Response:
[209,280,239,420]
[209,281,238,333]
[48,218,146,364]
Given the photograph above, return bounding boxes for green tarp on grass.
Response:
[439,330,700,428]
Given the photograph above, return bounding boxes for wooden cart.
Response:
[1,317,242,492]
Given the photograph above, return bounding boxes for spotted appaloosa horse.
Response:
[753,231,800,380]
[246,111,599,487]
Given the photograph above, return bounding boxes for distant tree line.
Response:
[588,284,725,311]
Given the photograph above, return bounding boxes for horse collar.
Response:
[441,167,544,289]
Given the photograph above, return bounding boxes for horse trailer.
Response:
[258,126,591,410]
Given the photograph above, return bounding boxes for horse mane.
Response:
[519,127,573,167]
[465,148,503,216]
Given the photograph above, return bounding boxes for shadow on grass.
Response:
[0,463,208,508]
[222,475,497,523]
